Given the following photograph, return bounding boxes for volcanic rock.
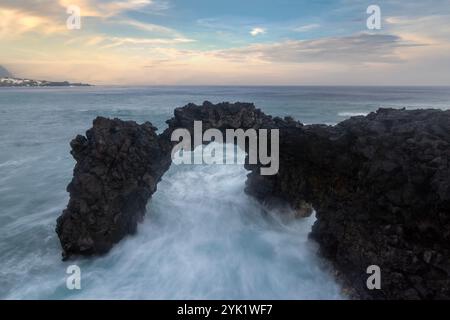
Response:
[56,102,450,300]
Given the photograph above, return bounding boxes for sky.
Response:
[1,0,450,85]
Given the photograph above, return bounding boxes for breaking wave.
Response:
[2,144,343,299]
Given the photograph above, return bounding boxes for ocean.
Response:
[1,86,449,299]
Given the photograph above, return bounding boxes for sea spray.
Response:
[2,144,344,299]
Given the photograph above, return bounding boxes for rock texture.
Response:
[57,102,450,300]
[246,108,450,299]
[318,109,450,299]
[56,117,171,259]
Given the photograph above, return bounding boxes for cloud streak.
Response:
[293,23,320,32]
[100,36,195,48]
[215,33,425,64]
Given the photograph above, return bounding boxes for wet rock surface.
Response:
[57,102,450,299]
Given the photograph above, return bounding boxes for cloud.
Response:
[100,36,195,48]
[117,19,179,35]
[121,19,171,33]
[250,27,266,36]
[2,1,450,85]
[0,8,66,36]
[293,24,320,32]
[215,33,425,64]
[0,0,170,37]
[385,14,450,43]
[57,0,155,17]
[0,0,157,19]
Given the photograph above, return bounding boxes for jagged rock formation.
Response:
[246,108,450,299]
[56,102,450,299]
[56,117,172,259]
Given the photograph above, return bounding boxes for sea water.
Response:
[1,86,449,299]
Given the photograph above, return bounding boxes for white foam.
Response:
[2,144,344,299]
[338,111,369,117]
[0,159,29,168]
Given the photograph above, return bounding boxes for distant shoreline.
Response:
[0,77,92,87]
[1,84,450,89]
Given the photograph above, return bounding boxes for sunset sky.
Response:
[1,0,450,85]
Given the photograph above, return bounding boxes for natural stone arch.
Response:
[56,102,450,299]
[56,102,282,259]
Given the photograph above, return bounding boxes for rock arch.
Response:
[56,101,450,299]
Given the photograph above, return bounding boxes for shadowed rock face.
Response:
[56,102,450,299]
[56,117,172,259]
[247,108,450,299]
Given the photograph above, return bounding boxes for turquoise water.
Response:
[0,86,449,299]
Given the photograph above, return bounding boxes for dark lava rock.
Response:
[57,103,450,300]
[246,108,450,299]
[163,101,275,136]
[56,117,172,259]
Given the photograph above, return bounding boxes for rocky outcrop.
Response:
[320,109,450,299]
[246,108,450,299]
[56,117,172,259]
[56,102,272,259]
[57,102,450,299]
